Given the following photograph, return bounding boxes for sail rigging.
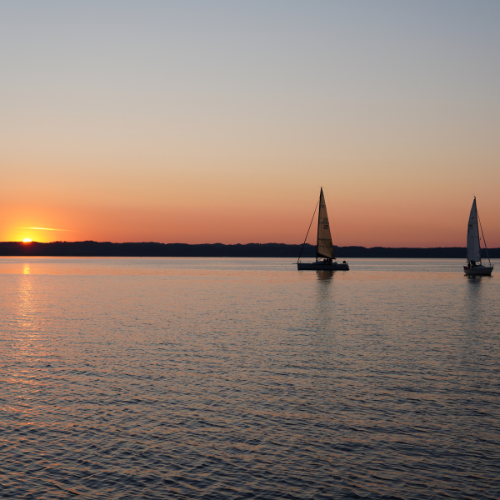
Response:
[297,188,348,271]
[463,197,493,276]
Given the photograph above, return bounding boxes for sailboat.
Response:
[464,197,493,276]
[297,188,349,271]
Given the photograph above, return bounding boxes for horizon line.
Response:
[0,241,495,250]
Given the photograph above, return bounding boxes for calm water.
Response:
[1,257,499,499]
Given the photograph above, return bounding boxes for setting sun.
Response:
[23,238,32,243]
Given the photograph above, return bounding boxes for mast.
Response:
[315,190,321,261]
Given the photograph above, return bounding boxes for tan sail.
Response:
[316,188,335,259]
[466,198,481,263]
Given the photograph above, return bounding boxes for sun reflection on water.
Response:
[18,266,36,332]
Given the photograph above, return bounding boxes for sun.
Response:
[23,238,32,243]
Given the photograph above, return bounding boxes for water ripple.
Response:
[0,257,499,499]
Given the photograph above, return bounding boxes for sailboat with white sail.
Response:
[464,197,493,276]
[297,188,349,271]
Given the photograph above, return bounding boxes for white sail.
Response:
[466,198,481,263]
[316,188,335,259]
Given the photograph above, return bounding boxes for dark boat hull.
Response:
[464,265,493,276]
[297,261,349,271]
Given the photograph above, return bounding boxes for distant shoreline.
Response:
[0,242,498,258]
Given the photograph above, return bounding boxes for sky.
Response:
[1,0,499,247]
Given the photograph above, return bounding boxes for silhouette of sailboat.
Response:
[464,197,493,276]
[297,188,349,271]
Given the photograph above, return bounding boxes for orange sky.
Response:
[1,2,499,247]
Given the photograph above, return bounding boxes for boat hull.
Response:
[464,265,493,276]
[297,261,349,271]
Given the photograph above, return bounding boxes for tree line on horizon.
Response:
[0,241,498,258]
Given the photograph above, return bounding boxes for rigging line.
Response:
[297,199,319,263]
[477,210,491,266]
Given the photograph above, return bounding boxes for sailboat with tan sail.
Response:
[297,188,349,271]
[464,197,493,276]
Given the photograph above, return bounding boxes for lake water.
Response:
[1,257,499,499]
